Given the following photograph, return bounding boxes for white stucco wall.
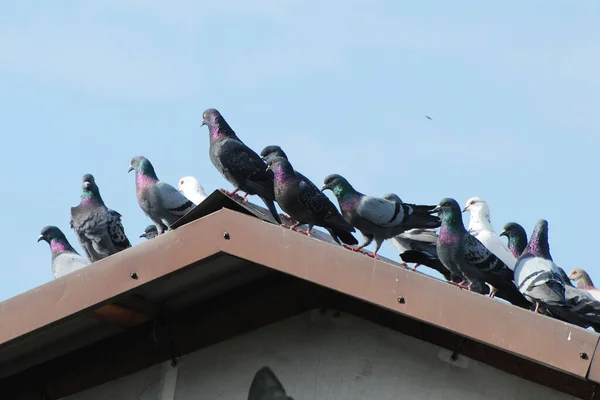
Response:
[63,310,577,400]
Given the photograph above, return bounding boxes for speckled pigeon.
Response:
[201,109,281,224]
[321,174,440,258]
[140,225,158,240]
[129,156,195,235]
[432,198,530,308]
[266,157,357,245]
[70,174,131,262]
[248,366,294,400]
[38,225,90,278]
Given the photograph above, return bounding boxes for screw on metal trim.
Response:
[580,352,589,360]
[397,296,405,304]
[130,272,138,280]
[223,232,230,240]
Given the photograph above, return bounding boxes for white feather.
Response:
[178,176,208,206]
[464,197,517,270]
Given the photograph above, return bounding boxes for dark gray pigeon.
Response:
[201,109,282,224]
[140,224,158,240]
[70,174,131,262]
[248,367,294,400]
[266,156,357,246]
[321,174,440,258]
[129,156,195,235]
[499,222,528,259]
[38,225,90,278]
[432,198,530,308]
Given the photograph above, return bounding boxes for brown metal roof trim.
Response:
[0,202,599,386]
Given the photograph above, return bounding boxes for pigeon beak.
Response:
[499,230,507,238]
[461,206,469,213]
[37,235,44,243]
[83,182,91,189]
[430,205,441,214]
[139,233,146,238]
[200,121,206,127]
[320,184,327,192]
[128,165,134,173]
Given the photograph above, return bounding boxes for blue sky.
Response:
[0,1,599,301]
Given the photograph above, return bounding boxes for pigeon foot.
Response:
[413,263,421,270]
[280,214,295,222]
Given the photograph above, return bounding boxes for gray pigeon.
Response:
[321,174,440,258]
[38,225,90,278]
[266,156,357,245]
[129,156,195,235]
[140,224,158,240]
[248,367,294,400]
[70,174,131,262]
[201,109,282,224]
[431,198,530,308]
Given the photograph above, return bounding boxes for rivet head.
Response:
[398,296,405,304]
[223,232,230,240]
[580,352,588,360]
[130,272,138,280]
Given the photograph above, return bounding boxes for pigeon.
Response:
[322,174,440,258]
[463,197,517,270]
[432,198,530,308]
[139,225,158,240]
[569,268,600,301]
[248,366,294,400]
[513,219,568,313]
[38,226,90,278]
[177,176,208,205]
[129,156,195,235]
[266,157,357,245]
[383,193,439,269]
[499,222,528,259]
[201,109,281,224]
[70,174,131,262]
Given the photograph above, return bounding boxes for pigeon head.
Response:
[178,176,207,195]
[140,224,158,239]
[568,268,595,288]
[499,222,528,258]
[522,219,551,260]
[201,108,235,139]
[431,198,464,228]
[462,196,490,217]
[248,367,293,400]
[80,174,102,200]
[383,193,403,203]
[321,174,356,199]
[266,156,294,175]
[38,226,73,253]
[128,156,158,178]
[260,145,288,163]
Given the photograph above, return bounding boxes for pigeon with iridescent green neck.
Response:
[499,222,528,259]
[432,198,530,308]
[266,157,357,245]
[38,226,90,278]
[321,174,440,258]
[201,109,281,224]
[129,156,195,235]
[248,366,294,400]
[70,174,131,262]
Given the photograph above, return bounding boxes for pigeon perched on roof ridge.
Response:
[266,156,357,246]
[140,225,158,240]
[569,268,600,301]
[177,176,208,205]
[432,197,530,308]
[322,174,440,259]
[38,225,90,278]
[201,109,281,224]
[129,156,195,235]
[463,197,517,270]
[70,174,131,262]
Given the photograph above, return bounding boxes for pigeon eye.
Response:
[470,200,475,205]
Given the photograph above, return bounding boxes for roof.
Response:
[0,190,599,399]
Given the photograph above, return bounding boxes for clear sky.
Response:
[0,1,598,301]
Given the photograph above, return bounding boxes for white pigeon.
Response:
[177,176,208,205]
[463,197,517,270]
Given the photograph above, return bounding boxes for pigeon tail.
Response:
[261,196,282,224]
[326,227,358,246]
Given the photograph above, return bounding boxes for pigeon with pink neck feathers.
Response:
[129,156,195,235]
[201,108,281,224]
[70,174,131,262]
[38,226,90,278]
[569,268,600,301]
